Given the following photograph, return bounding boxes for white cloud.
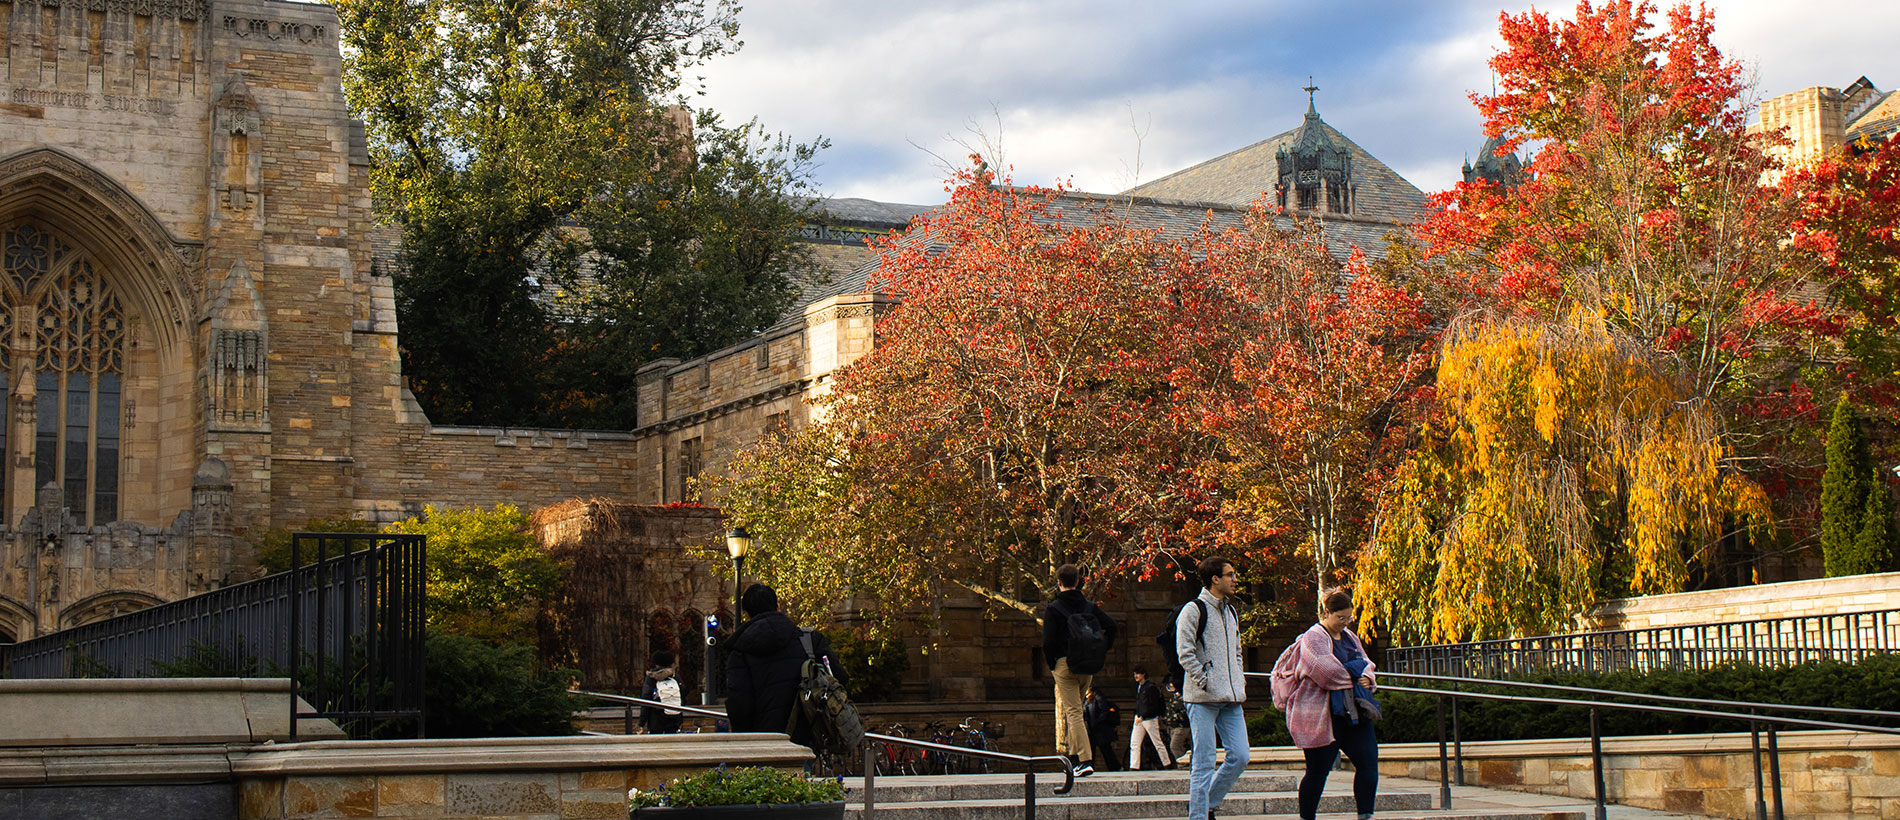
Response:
[699,0,1900,207]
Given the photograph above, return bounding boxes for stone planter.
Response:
[632,802,845,819]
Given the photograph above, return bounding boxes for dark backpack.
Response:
[786,629,864,754]
[1153,599,1208,685]
[1053,600,1110,675]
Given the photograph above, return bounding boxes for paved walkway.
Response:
[1298,771,1714,820]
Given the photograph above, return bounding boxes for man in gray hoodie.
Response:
[1177,556,1247,820]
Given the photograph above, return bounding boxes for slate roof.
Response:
[788,197,931,307]
[1123,116,1428,225]
[783,188,1403,317]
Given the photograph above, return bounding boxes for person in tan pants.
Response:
[1042,563,1116,776]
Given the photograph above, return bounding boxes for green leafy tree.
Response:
[1822,400,1897,575]
[339,0,821,427]
[385,504,564,643]
[422,629,585,737]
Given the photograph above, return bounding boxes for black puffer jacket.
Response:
[724,611,844,747]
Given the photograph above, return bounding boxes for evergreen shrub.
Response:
[1248,654,1900,746]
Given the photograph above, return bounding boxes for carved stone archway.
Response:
[0,594,34,643]
[0,148,198,349]
[59,590,166,630]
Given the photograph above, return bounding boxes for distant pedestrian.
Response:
[724,583,847,751]
[1162,680,1192,762]
[1178,556,1247,820]
[1272,588,1380,820]
[1128,665,1174,770]
[640,649,684,734]
[1042,563,1117,777]
[1084,685,1121,771]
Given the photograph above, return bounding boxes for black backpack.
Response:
[1154,599,1208,684]
[786,629,864,753]
[1052,600,1110,675]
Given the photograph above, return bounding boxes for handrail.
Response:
[569,690,1077,818]
[1243,670,1900,820]
[1390,670,1900,722]
[1385,607,1900,676]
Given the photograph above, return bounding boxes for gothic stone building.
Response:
[0,0,1434,705]
[0,0,652,643]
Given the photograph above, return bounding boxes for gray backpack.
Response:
[786,629,863,753]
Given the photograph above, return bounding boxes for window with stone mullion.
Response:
[5,224,125,526]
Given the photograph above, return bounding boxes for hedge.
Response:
[1248,654,1900,746]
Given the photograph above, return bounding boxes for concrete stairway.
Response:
[846,769,1591,820]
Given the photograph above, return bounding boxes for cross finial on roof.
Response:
[1303,77,1320,117]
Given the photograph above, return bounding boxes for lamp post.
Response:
[725,527,752,626]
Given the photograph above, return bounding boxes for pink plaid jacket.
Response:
[1270,623,1375,749]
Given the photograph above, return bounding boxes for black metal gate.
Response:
[0,532,426,739]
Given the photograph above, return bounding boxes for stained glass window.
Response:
[3,224,125,525]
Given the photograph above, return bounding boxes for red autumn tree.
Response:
[1788,133,1900,412]
[719,168,1229,625]
[1364,1,1826,639]
[1186,209,1433,613]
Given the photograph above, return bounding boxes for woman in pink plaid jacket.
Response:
[1272,589,1380,820]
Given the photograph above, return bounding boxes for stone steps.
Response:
[845,769,1589,820]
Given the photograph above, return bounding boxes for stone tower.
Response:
[1275,86,1356,215]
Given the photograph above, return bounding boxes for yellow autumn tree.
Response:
[1359,312,1773,642]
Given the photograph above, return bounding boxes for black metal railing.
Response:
[0,532,426,739]
[571,690,1077,819]
[1385,608,1900,676]
[1246,670,1900,820]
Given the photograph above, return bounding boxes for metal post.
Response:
[290,535,300,743]
[1436,694,1452,809]
[1451,690,1465,786]
[1750,722,1768,820]
[863,744,876,820]
[1589,707,1607,820]
[1767,724,1784,820]
[624,705,634,735]
[734,554,745,629]
[1025,771,1037,820]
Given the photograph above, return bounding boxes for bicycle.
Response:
[920,719,959,775]
[957,716,998,774]
[873,721,920,777]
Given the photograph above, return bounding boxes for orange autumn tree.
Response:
[718,168,1229,631]
[1187,209,1433,614]
[1361,1,1816,641]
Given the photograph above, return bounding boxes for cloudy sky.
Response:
[695,0,1900,207]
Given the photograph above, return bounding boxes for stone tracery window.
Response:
[1,222,125,525]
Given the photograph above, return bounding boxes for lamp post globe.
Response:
[724,527,752,625]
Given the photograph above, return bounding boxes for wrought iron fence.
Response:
[1386,607,1900,677]
[0,532,426,738]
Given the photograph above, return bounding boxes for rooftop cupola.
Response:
[1276,80,1356,215]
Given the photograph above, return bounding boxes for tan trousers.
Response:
[1130,716,1173,769]
[1051,657,1093,760]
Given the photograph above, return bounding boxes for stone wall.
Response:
[535,503,729,693]
[1254,730,1900,820]
[231,735,808,820]
[1587,571,1900,631]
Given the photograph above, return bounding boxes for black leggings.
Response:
[1299,715,1378,818]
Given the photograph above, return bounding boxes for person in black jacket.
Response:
[1041,563,1117,776]
[724,583,845,750]
[1128,665,1174,770]
[1084,686,1121,771]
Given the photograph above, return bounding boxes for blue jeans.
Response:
[1186,701,1250,820]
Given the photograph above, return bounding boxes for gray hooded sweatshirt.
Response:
[1176,588,1245,703]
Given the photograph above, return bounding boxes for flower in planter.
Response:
[627,764,846,809]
